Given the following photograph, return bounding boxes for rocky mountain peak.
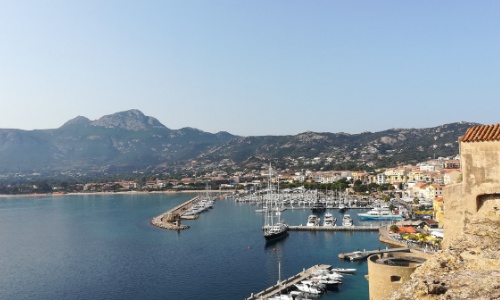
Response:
[90,109,167,131]
[60,116,91,127]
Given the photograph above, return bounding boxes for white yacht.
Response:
[342,214,354,227]
[266,294,293,300]
[330,267,356,273]
[349,251,365,261]
[358,206,402,220]
[294,282,323,294]
[306,215,320,227]
[322,212,336,226]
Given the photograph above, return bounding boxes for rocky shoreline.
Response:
[384,216,500,300]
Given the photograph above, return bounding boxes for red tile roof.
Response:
[461,124,500,142]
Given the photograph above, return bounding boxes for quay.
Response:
[151,196,200,230]
[286,206,373,210]
[338,247,410,260]
[244,264,332,300]
[262,225,379,232]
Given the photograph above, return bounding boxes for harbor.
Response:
[244,264,335,300]
[263,225,379,231]
[150,196,201,230]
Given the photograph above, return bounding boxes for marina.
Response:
[263,225,379,232]
[244,264,333,300]
[0,193,392,299]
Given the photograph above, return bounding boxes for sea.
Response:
[0,193,393,300]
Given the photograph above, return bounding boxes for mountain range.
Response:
[0,109,478,175]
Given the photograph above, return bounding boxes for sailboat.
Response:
[264,164,289,241]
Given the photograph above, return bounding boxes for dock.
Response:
[262,225,379,232]
[244,264,332,300]
[338,247,410,260]
[286,206,373,210]
[151,196,200,230]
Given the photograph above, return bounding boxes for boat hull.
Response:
[358,214,403,220]
[264,229,289,241]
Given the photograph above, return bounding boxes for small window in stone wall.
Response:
[476,194,500,213]
[390,276,401,282]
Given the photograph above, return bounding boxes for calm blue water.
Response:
[0,194,390,300]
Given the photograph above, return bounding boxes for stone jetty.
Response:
[151,196,199,230]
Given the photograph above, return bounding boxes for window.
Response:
[390,276,402,282]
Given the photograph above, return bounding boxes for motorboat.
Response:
[322,212,336,226]
[311,276,342,286]
[311,201,326,212]
[342,214,354,227]
[349,251,365,261]
[358,206,403,220]
[330,267,356,273]
[289,291,316,300]
[306,215,320,227]
[255,206,269,213]
[294,282,323,294]
[338,203,346,212]
[266,293,293,300]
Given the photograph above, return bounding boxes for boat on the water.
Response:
[306,215,320,227]
[311,200,326,212]
[349,251,365,261]
[294,282,324,294]
[322,212,336,226]
[358,206,403,220]
[330,267,356,273]
[263,164,288,241]
[342,214,354,226]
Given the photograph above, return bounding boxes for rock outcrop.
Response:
[384,216,500,300]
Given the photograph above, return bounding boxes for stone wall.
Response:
[444,140,500,248]
[367,252,431,300]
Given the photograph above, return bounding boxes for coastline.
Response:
[0,190,226,198]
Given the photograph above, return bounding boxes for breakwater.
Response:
[151,196,199,230]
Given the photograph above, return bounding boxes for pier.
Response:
[286,206,373,210]
[338,247,410,260]
[151,196,199,230]
[262,225,379,232]
[244,264,332,300]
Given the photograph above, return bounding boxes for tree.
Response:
[390,225,398,232]
[382,195,389,202]
[389,204,394,211]
[368,182,379,191]
[413,198,419,205]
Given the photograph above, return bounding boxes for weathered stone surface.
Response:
[384,218,500,300]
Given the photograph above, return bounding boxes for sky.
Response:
[0,1,499,136]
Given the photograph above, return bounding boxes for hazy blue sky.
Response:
[1,1,499,136]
